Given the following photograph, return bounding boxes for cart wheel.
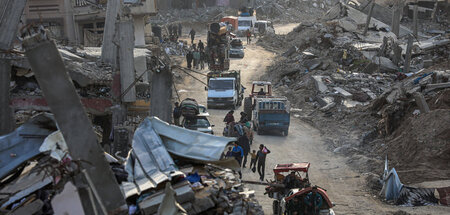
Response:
[273,200,279,215]
[282,130,288,136]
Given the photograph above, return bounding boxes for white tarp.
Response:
[148,117,235,161]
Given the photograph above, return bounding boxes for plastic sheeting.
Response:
[148,117,234,161]
[0,113,56,179]
[381,167,403,201]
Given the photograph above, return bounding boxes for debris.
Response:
[51,182,85,215]
[334,87,353,98]
[413,92,430,114]
[312,76,329,93]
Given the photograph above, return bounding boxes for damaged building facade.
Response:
[23,0,157,46]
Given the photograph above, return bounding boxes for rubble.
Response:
[256,0,450,203]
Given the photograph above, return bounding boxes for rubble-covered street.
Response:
[0,0,449,215]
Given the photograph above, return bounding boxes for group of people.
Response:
[223,110,270,181]
[186,40,206,70]
[285,186,324,215]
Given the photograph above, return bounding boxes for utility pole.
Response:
[101,0,122,67]
[363,0,375,36]
[391,0,402,38]
[23,34,127,214]
[0,0,27,135]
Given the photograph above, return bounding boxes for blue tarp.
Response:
[0,114,56,179]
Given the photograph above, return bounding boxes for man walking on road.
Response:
[246,29,251,44]
[178,23,182,36]
[186,49,193,69]
[173,102,181,126]
[238,134,250,168]
[256,144,271,181]
[232,142,244,179]
[189,28,196,44]
[198,40,204,52]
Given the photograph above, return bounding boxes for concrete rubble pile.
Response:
[257,1,450,198]
[152,6,236,26]
[255,0,339,23]
[0,114,263,214]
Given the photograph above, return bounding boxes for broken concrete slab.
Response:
[51,182,85,215]
[315,96,334,107]
[362,88,377,100]
[372,56,398,71]
[414,92,430,113]
[338,18,358,32]
[334,87,353,98]
[424,82,450,93]
[9,199,44,215]
[304,59,323,70]
[312,76,329,93]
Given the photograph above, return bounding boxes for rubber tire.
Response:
[244,97,252,121]
[273,200,279,215]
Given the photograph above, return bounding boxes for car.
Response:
[182,115,214,135]
[229,38,245,58]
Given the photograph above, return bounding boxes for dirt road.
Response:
[174,37,449,214]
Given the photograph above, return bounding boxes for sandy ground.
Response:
[173,28,450,214]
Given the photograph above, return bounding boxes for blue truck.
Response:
[252,96,290,136]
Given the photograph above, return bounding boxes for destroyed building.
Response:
[23,0,157,46]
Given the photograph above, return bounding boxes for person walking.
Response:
[173,24,178,36]
[200,51,205,70]
[193,48,200,69]
[256,144,271,181]
[189,28,196,44]
[186,50,193,69]
[249,150,257,170]
[238,134,250,168]
[198,40,204,52]
[168,24,173,36]
[246,29,251,44]
[173,102,182,126]
[231,142,244,179]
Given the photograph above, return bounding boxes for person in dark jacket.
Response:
[223,110,235,124]
[189,28,196,44]
[255,144,271,181]
[186,50,193,69]
[238,135,250,168]
[239,112,248,123]
[173,102,182,126]
[198,40,204,52]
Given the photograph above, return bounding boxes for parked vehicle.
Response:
[252,96,290,136]
[206,70,244,109]
[229,38,245,58]
[243,81,273,120]
[265,163,335,215]
[182,114,214,135]
[254,20,275,36]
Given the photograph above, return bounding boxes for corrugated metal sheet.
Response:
[0,114,56,180]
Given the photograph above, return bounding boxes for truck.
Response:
[237,7,257,36]
[252,96,290,136]
[206,70,244,109]
[243,81,273,120]
[206,23,230,71]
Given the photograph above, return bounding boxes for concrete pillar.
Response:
[363,0,375,36]
[0,0,27,135]
[23,37,126,214]
[0,59,14,135]
[134,15,146,47]
[63,0,77,44]
[150,68,173,123]
[101,0,122,66]
[391,1,402,38]
[404,34,413,73]
[118,14,137,102]
[414,92,430,113]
